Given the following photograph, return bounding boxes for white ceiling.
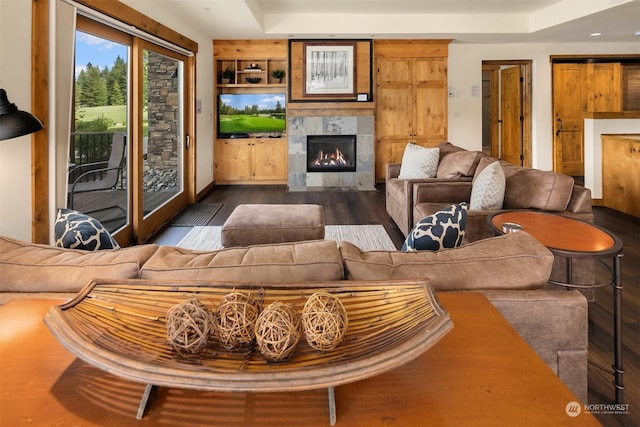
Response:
[122,0,640,44]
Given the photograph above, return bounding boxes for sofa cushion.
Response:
[475,157,574,212]
[0,235,158,293]
[402,203,467,251]
[470,160,505,210]
[437,150,483,178]
[398,143,439,179]
[141,240,344,283]
[340,231,553,291]
[54,208,120,250]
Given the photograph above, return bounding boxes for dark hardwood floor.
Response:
[153,184,639,427]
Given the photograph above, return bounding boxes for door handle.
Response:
[556,118,562,136]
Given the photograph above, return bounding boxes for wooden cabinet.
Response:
[602,134,640,217]
[214,138,287,184]
[213,40,288,185]
[374,41,449,181]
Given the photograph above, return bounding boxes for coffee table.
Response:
[0,294,601,426]
[489,210,624,404]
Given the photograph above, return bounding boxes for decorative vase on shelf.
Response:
[271,69,285,84]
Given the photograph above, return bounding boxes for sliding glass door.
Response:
[70,18,191,244]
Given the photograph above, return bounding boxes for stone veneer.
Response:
[287,115,375,190]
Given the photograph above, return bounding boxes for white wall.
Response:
[0,0,33,241]
[447,41,640,171]
[0,0,215,242]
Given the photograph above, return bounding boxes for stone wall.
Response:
[287,114,375,190]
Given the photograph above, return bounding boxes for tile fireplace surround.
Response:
[287,114,375,191]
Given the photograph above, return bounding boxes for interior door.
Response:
[414,57,447,147]
[552,63,586,175]
[500,66,523,166]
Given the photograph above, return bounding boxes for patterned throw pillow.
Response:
[402,203,467,252]
[398,143,439,179]
[54,209,120,251]
[469,161,506,210]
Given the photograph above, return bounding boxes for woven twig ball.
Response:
[255,301,301,361]
[215,292,262,350]
[302,293,348,351]
[166,298,216,356]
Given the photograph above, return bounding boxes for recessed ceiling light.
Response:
[635,31,640,36]
[590,32,602,37]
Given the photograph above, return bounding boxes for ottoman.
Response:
[221,204,325,247]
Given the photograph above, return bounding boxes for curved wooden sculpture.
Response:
[44,278,452,423]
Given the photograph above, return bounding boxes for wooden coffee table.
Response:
[0,294,601,426]
[489,210,624,404]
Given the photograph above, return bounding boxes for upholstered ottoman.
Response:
[221,204,325,247]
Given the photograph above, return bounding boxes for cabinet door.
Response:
[376,57,413,180]
[414,58,447,142]
[253,139,287,181]
[214,140,252,181]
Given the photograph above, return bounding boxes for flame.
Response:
[312,147,349,166]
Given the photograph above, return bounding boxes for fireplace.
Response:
[307,135,356,172]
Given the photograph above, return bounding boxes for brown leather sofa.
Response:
[386,142,595,288]
[0,232,588,402]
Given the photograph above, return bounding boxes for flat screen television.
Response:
[218,93,286,138]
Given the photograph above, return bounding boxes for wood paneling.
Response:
[602,134,640,217]
[374,40,450,180]
[587,63,623,113]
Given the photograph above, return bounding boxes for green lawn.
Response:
[76,105,127,127]
[219,115,286,133]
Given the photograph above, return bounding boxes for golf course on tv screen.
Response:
[218,93,286,136]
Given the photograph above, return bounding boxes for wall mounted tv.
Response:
[218,93,286,138]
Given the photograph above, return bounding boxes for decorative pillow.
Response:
[397,143,439,179]
[436,150,484,178]
[469,161,505,210]
[54,209,120,250]
[401,203,467,252]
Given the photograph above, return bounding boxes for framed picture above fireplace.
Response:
[304,42,356,97]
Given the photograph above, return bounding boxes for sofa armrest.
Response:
[481,289,588,403]
[386,163,401,180]
[413,179,472,204]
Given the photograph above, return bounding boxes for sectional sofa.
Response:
[0,231,588,402]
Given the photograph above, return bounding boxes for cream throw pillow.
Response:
[469,160,505,210]
[398,144,439,179]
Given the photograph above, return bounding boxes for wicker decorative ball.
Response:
[255,301,301,361]
[302,292,348,351]
[215,292,262,350]
[166,298,216,356]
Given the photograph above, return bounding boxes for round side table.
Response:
[488,211,624,404]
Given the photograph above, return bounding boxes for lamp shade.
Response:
[0,88,43,141]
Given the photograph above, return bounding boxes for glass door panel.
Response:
[142,49,184,218]
[69,29,130,235]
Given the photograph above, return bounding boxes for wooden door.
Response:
[253,139,287,182]
[376,57,413,180]
[553,63,586,175]
[500,66,523,166]
[214,140,252,182]
[414,57,447,146]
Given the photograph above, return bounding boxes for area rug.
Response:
[170,204,223,226]
[176,224,397,251]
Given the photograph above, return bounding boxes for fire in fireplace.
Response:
[307,135,356,172]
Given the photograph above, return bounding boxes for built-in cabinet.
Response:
[213,40,288,184]
[602,134,640,217]
[215,138,287,184]
[374,40,450,180]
